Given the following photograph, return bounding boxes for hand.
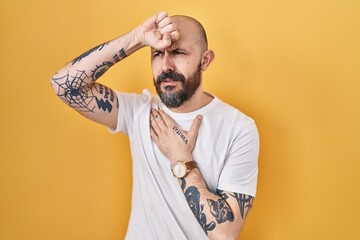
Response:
[136,11,179,50]
[150,109,202,165]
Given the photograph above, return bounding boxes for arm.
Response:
[50,11,179,129]
[150,109,254,240]
[180,169,254,239]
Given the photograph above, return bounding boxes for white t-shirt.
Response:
[109,89,259,240]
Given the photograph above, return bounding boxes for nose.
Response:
[161,53,174,73]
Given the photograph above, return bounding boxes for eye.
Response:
[173,50,185,55]
[152,51,163,57]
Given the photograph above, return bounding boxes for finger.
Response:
[158,33,172,50]
[188,115,202,139]
[152,109,168,129]
[150,111,162,134]
[158,16,172,28]
[159,23,177,36]
[158,109,176,127]
[156,11,168,25]
[170,30,179,42]
[150,126,159,143]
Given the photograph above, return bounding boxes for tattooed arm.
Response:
[50,11,179,129]
[180,170,254,239]
[150,109,254,239]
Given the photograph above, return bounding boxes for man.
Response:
[51,11,259,240]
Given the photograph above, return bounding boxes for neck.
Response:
[168,86,214,113]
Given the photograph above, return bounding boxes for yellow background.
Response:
[1,0,359,239]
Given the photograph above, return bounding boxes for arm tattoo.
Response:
[94,85,116,112]
[182,179,216,235]
[181,178,186,191]
[91,61,113,80]
[230,193,254,219]
[71,41,110,65]
[217,190,254,219]
[113,48,127,63]
[51,71,116,113]
[51,70,96,112]
[207,198,234,224]
[53,43,126,113]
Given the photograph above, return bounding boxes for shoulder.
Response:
[212,97,257,129]
[114,89,156,107]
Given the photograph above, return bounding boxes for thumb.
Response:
[189,115,202,140]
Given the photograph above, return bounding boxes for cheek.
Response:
[151,61,160,77]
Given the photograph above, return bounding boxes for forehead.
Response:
[171,16,201,49]
[151,16,202,53]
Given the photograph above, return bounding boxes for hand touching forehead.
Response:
[170,15,208,53]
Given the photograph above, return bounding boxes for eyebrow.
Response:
[153,46,187,51]
[152,49,163,54]
[171,47,186,52]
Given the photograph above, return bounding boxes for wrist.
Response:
[170,154,193,167]
[131,26,146,48]
[171,160,197,179]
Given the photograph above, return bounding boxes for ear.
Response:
[200,50,215,71]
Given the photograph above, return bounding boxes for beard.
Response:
[154,63,202,108]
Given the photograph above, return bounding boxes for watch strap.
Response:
[185,161,197,171]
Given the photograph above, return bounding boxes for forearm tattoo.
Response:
[51,70,96,112]
[91,61,114,80]
[113,48,127,63]
[217,190,254,219]
[207,198,234,224]
[52,46,126,113]
[181,179,234,235]
[72,41,110,65]
[181,179,215,235]
[51,71,118,113]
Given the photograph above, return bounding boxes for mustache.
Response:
[156,72,186,84]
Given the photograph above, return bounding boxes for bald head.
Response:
[170,15,208,52]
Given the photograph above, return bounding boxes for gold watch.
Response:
[171,161,197,178]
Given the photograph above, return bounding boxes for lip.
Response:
[161,79,179,86]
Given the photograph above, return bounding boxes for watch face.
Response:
[173,162,187,178]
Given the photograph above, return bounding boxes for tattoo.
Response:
[52,71,117,113]
[94,84,114,112]
[207,198,234,224]
[184,185,216,235]
[173,126,188,144]
[181,178,186,191]
[72,41,109,65]
[217,189,229,200]
[98,85,115,102]
[91,61,113,80]
[119,48,127,58]
[113,48,127,63]
[51,70,96,112]
[230,193,254,219]
[95,97,113,112]
[217,190,253,219]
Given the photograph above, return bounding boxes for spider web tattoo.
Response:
[51,70,96,112]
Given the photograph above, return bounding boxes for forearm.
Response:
[52,27,143,86]
[49,27,146,127]
[181,168,243,240]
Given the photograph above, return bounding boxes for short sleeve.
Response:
[217,121,260,197]
[107,90,151,135]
